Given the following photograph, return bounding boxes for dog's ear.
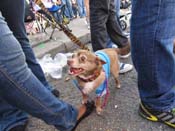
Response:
[96,57,106,65]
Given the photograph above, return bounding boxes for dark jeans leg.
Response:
[106,0,128,48]
[106,12,128,48]
[90,0,109,51]
[90,0,128,51]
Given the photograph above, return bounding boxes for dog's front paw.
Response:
[116,84,121,89]
[96,107,103,115]
[81,99,88,104]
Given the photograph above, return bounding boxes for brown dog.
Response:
[67,46,129,114]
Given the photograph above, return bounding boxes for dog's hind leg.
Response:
[96,97,102,115]
[111,63,121,88]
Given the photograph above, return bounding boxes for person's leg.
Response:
[89,0,109,51]
[81,0,86,17]
[106,0,129,48]
[106,0,120,48]
[62,0,71,18]
[0,96,28,131]
[50,11,62,23]
[77,0,86,18]
[0,0,54,91]
[0,16,78,131]
[84,0,89,20]
[66,0,74,19]
[131,0,175,112]
[72,4,78,18]
[84,0,90,29]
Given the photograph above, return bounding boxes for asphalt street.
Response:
[26,16,174,131]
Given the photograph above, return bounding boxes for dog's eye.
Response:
[80,55,86,62]
[72,54,75,58]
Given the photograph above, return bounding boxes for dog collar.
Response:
[77,70,102,82]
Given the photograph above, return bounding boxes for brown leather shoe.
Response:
[118,41,131,56]
[51,89,60,98]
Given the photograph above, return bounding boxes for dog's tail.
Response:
[115,44,130,56]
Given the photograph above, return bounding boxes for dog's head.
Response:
[67,50,106,76]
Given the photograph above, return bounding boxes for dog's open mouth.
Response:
[69,67,84,75]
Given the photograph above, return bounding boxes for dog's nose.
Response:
[67,60,73,66]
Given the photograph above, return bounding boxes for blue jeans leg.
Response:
[0,0,53,91]
[50,11,62,23]
[62,0,74,19]
[0,97,28,131]
[66,0,74,18]
[131,0,175,111]
[0,16,78,131]
[72,4,78,17]
[77,0,86,17]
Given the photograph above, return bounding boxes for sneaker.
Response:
[111,44,118,48]
[139,102,175,128]
[119,63,133,74]
[87,25,90,30]
[84,19,90,30]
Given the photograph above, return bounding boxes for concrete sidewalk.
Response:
[29,17,90,58]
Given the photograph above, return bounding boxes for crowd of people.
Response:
[1,0,175,131]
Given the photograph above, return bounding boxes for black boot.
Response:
[51,89,60,98]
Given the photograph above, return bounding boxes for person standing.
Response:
[131,0,175,128]
[84,0,90,29]
[106,0,124,48]
[89,0,132,74]
[0,0,94,130]
[77,0,86,18]
[89,0,130,53]
[62,0,74,19]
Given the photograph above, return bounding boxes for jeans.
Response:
[0,14,77,131]
[62,0,74,19]
[72,4,78,17]
[0,0,53,91]
[90,0,128,51]
[131,0,175,111]
[50,11,63,23]
[0,0,78,130]
[76,0,86,18]
[106,0,121,48]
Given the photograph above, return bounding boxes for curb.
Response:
[33,32,91,58]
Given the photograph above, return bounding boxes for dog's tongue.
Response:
[69,67,83,75]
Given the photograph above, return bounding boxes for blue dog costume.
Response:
[95,51,110,97]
